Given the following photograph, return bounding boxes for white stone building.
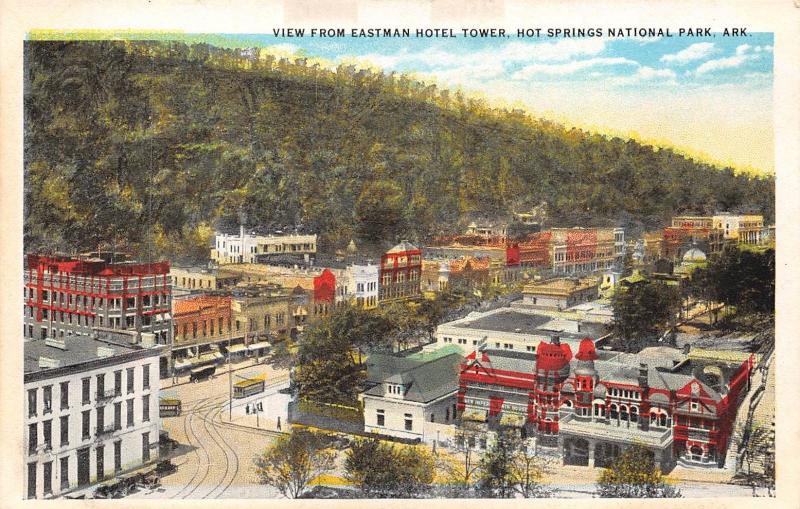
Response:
[360,353,462,443]
[425,307,611,356]
[211,226,317,265]
[24,335,161,499]
[348,262,379,309]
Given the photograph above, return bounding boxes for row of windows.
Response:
[355,282,377,292]
[27,396,150,456]
[27,433,150,498]
[27,366,151,418]
[27,291,167,309]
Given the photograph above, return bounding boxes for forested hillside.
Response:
[24,41,775,262]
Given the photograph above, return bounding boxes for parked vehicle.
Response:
[189,365,216,383]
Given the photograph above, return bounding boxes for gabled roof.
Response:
[364,353,464,403]
[386,241,420,254]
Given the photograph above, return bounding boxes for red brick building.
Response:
[379,241,422,302]
[457,337,753,470]
[24,253,172,375]
[173,295,232,347]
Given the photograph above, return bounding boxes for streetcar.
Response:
[233,377,266,399]
[189,365,216,383]
[159,397,182,417]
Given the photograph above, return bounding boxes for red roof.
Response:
[535,340,573,371]
[575,338,598,361]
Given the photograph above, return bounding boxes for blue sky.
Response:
[201,33,776,172]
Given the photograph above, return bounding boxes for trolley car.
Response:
[233,377,266,399]
[159,398,182,417]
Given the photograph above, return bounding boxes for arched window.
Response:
[620,404,629,422]
[630,406,638,423]
[609,404,618,420]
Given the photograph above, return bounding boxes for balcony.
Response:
[96,424,117,438]
[96,389,120,403]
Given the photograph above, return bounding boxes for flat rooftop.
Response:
[450,309,608,341]
[25,336,149,377]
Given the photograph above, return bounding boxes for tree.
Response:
[436,426,484,496]
[477,430,552,498]
[344,439,435,497]
[611,279,681,351]
[254,429,336,498]
[293,304,396,403]
[703,246,775,319]
[596,444,681,498]
[508,444,554,498]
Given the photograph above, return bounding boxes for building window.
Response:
[96,444,105,481]
[127,399,134,428]
[81,378,90,405]
[114,402,122,430]
[28,423,37,455]
[43,461,52,495]
[81,410,90,440]
[404,413,413,431]
[127,368,134,394]
[376,409,385,427]
[114,441,122,473]
[114,370,122,396]
[96,374,105,399]
[59,456,69,490]
[142,432,150,462]
[58,380,69,411]
[430,413,435,423]
[28,388,37,417]
[27,462,36,499]
[43,385,52,414]
[96,406,105,435]
[143,364,150,391]
[142,395,150,422]
[60,415,69,446]
[43,420,52,450]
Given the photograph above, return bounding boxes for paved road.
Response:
[130,361,289,499]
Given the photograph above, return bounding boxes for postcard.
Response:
[1,0,798,507]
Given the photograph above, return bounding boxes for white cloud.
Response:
[337,38,608,75]
[630,35,663,44]
[512,57,637,79]
[695,55,749,75]
[735,44,751,56]
[610,66,677,86]
[660,42,716,64]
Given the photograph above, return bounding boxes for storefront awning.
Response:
[174,358,193,370]
[462,409,488,423]
[248,341,271,351]
[499,413,526,428]
[227,344,248,354]
[197,351,224,363]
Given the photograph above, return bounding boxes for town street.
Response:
[130,361,290,499]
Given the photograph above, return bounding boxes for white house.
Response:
[24,335,162,499]
[360,353,463,443]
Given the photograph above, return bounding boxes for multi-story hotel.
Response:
[24,333,161,499]
[713,214,765,246]
[211,226,317,265]
[24,254,173,377]
[550,227,625,275]
[379,241,422,303]
[456,337,754,471]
